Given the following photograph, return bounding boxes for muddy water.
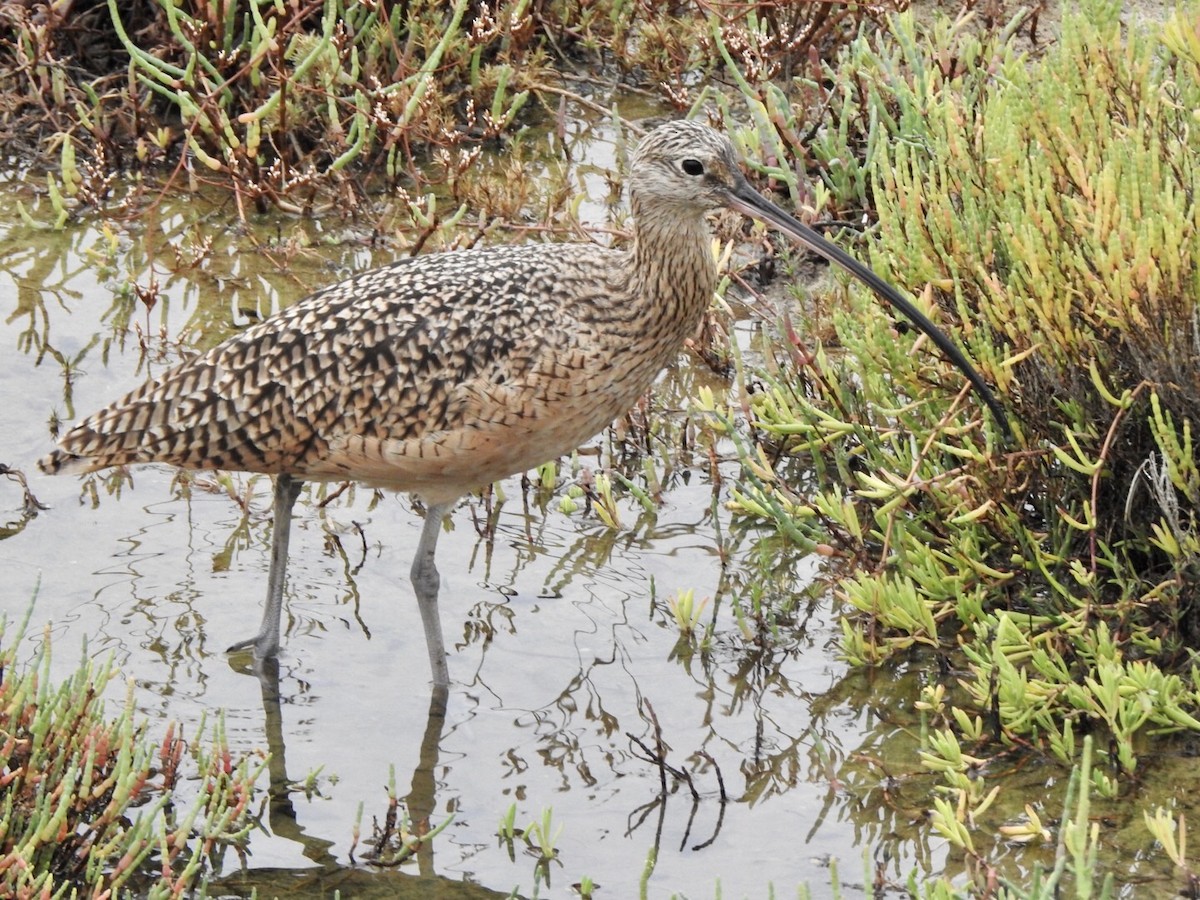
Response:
[0,126,977,898]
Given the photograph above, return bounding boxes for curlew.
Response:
[39,121,1009,686]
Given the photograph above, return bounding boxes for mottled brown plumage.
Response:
[41,243,705,502]
[39,121,1007,685]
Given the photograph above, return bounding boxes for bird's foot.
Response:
[226,632,280,658]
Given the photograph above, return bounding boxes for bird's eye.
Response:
[680,158,704,176]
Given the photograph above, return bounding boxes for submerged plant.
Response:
[524,805,563,863]
[667,587,710,636]
[358,764,453,866]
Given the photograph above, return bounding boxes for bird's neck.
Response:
[626,194,717,335]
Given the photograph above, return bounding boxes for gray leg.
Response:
[411,502,452,687]
[228,473,303,658]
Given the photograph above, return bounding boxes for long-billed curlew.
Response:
[39,121,1009,686]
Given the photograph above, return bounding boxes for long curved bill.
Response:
[724,175,1012,442]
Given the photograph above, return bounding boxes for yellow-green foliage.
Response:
[0,618,264,897]
[727,2,1200,773]
[871,6,1200,436]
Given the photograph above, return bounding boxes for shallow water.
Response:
[0,123,1052,898]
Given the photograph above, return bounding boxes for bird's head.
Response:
[628,120,748,212]
[628,119,1013,441]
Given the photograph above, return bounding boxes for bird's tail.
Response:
[38,449,95,476]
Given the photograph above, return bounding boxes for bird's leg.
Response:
[228,473,303,658]
[411,502,452,687]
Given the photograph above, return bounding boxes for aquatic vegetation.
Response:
[0,612,263,897]
[729,0,1200,758]
[0,0,894,218]
[353,764,453,866]
[720,1,1200,891]
[666,587,710,637]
